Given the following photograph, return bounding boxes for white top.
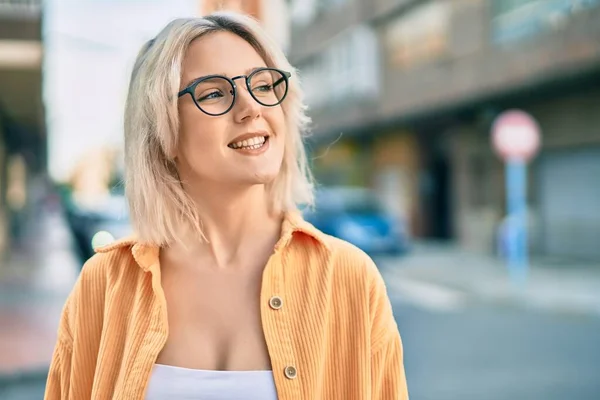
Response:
[145,364,279,400]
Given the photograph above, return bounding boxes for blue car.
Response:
[303,186,410,256]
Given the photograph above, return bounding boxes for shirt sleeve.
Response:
[44,338,73,400]
[371,331,409,399]
[44,252,102,400]
[368,259,409,399]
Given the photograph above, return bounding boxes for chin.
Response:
[248,169,280,185]
[243,157,283,185]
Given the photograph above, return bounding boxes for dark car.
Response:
[303,186,410,256]
[65,193,132,264]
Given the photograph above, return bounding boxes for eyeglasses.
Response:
[178,67,291,116]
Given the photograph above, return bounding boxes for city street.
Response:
[396,302,600,400]
[381,246,600,399]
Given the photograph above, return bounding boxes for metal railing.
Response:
[0,0,41,17]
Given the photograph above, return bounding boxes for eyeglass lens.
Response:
[193,69,287,115]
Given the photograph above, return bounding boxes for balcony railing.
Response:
[0,0,41,18]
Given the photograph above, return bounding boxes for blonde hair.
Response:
[124,11,314,246]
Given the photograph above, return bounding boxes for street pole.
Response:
[506,159,528,289]
[491,109,540,290]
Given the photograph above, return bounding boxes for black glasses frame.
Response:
[177,67,292,116]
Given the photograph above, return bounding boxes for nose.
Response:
[233,84,261,123]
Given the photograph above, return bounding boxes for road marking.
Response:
[386,277,469,313]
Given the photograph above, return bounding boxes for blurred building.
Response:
[0,0,45,253]
[290,0,600,260]
[200,0,291,51]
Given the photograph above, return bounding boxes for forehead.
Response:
[181,31,267,81]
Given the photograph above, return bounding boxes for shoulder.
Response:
[79,236,140,285]
[287,212,379,280]
[286,225,400,353]
[288,213,384,291]
[303,231,398,346]
[299,221,383,289]
[322,234,375,270]
[292,217,388,297]
[64,238,143,320]
[325,235,398,345]
[58,237,148,343]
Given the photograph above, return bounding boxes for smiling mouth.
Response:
[227,135,269,150]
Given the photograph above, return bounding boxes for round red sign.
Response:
[491,110,541,162]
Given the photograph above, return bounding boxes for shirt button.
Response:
[269,296,283,310]
[284,365,297,380]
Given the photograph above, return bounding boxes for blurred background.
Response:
[1,0,599,398]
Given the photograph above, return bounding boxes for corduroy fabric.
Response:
[45,212,408,399]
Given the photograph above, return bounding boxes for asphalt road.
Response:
[396,302,600,400]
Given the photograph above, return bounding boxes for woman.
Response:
[45,11,408,400]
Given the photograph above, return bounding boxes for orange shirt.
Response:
[45,212,408,399]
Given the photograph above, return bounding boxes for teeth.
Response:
[229,136,267,149]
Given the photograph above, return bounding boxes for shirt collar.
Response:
[95,210,329,272]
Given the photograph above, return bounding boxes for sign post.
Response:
[491,110,541,288]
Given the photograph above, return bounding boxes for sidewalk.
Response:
[380,242,600,316]
[0,208,79,380]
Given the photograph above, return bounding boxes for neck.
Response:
[170,180,283,268]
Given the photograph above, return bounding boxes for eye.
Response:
[255,85,273,92]
[197,90,224,102]
[253,83,274,93]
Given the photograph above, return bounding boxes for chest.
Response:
[163,267,263,325]
[156,265,271,371]
[89,254,372,400]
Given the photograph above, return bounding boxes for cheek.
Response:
[268,108,287,139]
[178,112,223,160]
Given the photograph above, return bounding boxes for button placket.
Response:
[262,250,301,398]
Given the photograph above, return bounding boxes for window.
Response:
[299,25,380,109]
[384,1,452,70]
[491,0,600,45]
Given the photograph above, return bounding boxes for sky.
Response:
[43,0,199,182]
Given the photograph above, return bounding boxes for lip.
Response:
[228,130,270,146]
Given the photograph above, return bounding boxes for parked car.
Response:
[65,192,132,264]
[303,186,410,256]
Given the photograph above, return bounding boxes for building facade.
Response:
[0,0,44,254]
[201,0,291,51]
[289,0,600,260]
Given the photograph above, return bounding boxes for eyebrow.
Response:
[182,66,265,89]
